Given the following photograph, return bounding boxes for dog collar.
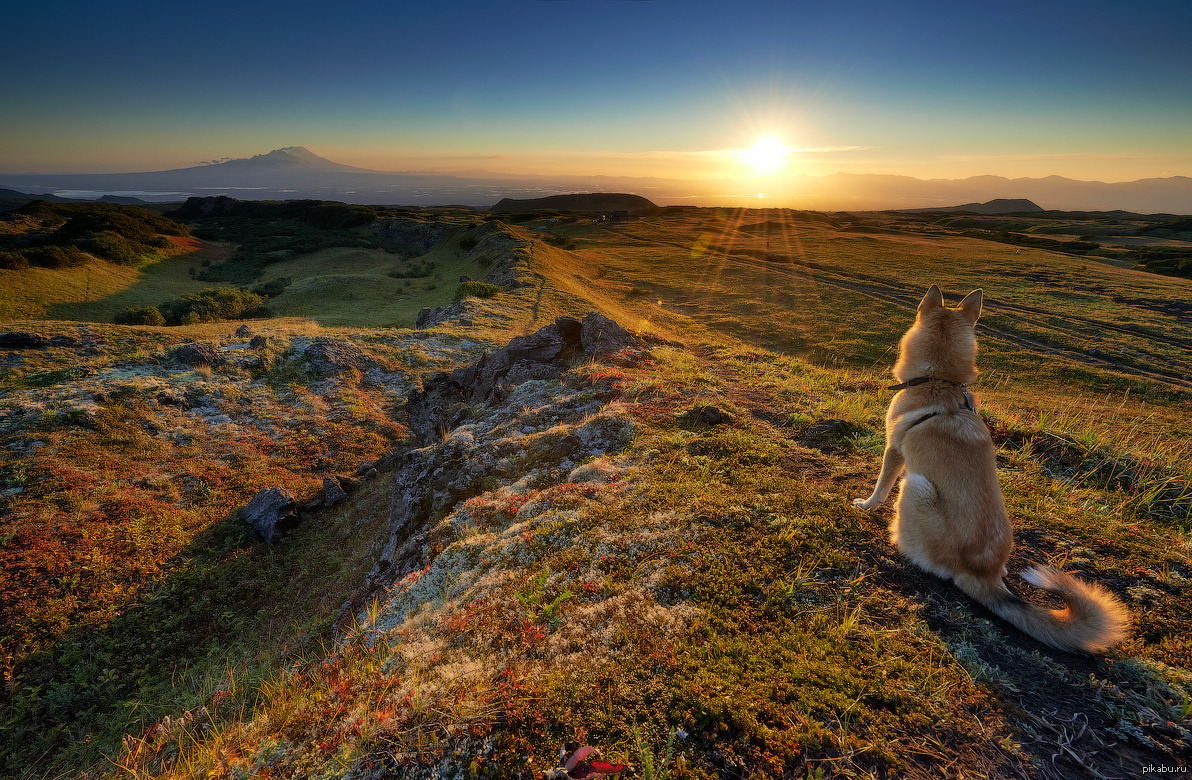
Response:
[888,376,975,412]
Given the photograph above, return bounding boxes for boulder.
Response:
[235,324,253,338]
[416,307,441,329]
[322,476,349,508]
[242,486,298,543]
[304,338,370,377]
[175,342,224,367]
[0,331,48,349]
[685,405,729,426]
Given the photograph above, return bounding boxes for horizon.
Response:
[2,0,1190,190]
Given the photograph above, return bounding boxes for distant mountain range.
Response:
[2,146,1189,214]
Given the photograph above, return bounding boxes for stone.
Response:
[0,331,48,349]
[580,312,637,356]
[235,324,253,338]
[242,486,298,543]
[248,335,269,350]
[685,405,729,426]
[304,338,370,377]
[404,312,640,446]
[175,342,224,367]
[322,477,349,508]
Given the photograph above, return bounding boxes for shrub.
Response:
[79,234,144,266]
[158,287,265,325]
[27,245,88,269]
[454,281,502,300]
[252,277,292,298]
[114,306,166,326]
[0,251,30,270]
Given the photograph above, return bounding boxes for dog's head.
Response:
[893,285,982,382]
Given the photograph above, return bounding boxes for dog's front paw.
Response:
[853,497,877,511]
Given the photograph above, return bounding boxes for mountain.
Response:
[161,146,378,175]
[1,148,1189,213]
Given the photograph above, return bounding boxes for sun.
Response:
[740,135,787,175]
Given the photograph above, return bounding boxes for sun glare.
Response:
[740,135,787,175]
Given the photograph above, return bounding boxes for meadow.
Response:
[1,201,1190,778]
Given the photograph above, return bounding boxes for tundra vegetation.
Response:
[0,198,1190,778]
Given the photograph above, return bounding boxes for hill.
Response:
[895,197,1044,214]
[490,192,657,214]
[2,206,1191,778]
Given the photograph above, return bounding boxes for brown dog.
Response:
[854,285,1128,652]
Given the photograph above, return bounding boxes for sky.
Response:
[2,0,1190,184]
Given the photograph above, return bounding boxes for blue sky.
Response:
[2,0,1190,181]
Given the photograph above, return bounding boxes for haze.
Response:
[2,0,1190,188]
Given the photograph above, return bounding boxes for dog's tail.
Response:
[953,567,1129,653]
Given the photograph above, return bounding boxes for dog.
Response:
[854,285,1128,652]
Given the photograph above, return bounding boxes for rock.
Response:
[580,312,637,356]
[241,486,298,543]
[404,312,640,446]
[248,335,269,350]
[304,338,370,377]
[0,331,48,349]
[155,390,189,408]
[322,477,349,508]
[49,335,80,348]
[416,307,441,329]
[175,342,224,367]
[685,405,729,426]
[800,418,862,453]
[235,324,253,338]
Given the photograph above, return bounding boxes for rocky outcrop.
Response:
[304,338,371,377]
[336,312,644,622]
[174,342,224,367]
[405,313,639,446]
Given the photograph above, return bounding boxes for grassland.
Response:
[2,204,1190,778]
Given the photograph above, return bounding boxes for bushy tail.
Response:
[953,566,1129,653]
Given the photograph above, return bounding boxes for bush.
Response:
[0,251,30,270]
[79,234,144,266]
[27,245,88,269]
[252,277,292,298]
[158,287,265,325]
[114,306,166,326]
[454,281,502,300]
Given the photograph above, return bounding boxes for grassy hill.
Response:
[1,205,1190,778]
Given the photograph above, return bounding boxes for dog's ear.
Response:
[959,289,983,324]
[918,285,943,314]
